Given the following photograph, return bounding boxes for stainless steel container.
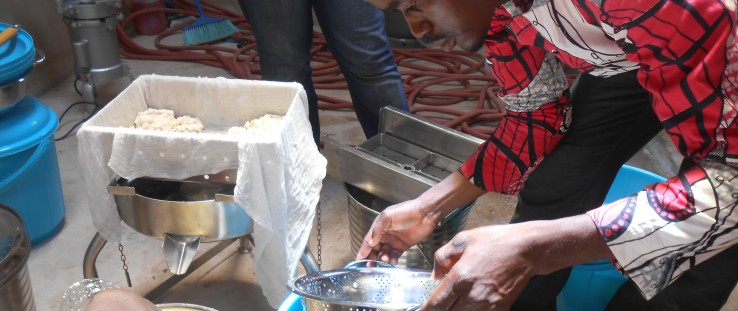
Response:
[0,50,43,116]
[325,107,484,207]
[326,107,483,269]
[0,204,35,311]
[0,75,27,116]
[107,171,253,275]
[347,184,472,269]
[108,174,251,242]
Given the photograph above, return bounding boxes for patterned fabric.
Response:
[459,0,738,299]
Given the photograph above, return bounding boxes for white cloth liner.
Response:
[76,75,326,307]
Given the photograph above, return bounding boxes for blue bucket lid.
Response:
[0,97,58,157]
[0,23,35,86]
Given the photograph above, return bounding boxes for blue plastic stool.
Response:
[556,165,666,311]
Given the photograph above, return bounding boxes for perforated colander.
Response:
[288,260,439,311]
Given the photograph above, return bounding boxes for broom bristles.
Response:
[182,17,238,46]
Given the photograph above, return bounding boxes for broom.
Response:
[182,0,238,46]
[0,25,19,47]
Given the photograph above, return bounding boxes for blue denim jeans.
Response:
[237,0,408,144]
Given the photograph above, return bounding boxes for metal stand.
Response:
[82,232,320,302]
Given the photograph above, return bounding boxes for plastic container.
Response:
[0,23,35,86]
[0,204,35,311]
[0,97,65,245]
[556,165,667,311]
[59,278,117,311]
[131,0,167,36]
[278,293,302,311]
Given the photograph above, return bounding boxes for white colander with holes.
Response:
[288,260,438,311]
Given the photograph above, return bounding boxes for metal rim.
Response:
[0,204,30,287]
[288,266,434,309]
[156,303,219,311]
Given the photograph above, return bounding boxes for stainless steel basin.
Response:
[108,174,252,274]
[108,176,252,242]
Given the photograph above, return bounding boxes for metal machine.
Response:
[56,0,129,103]
[324,107,485,269]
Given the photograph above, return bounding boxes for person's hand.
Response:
[86,288,159,311]
[355,198,439,265]
[420,215,614,310]
[355,171,487,265]
[422,225,537,310]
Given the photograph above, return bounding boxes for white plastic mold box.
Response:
[85,75,305,136]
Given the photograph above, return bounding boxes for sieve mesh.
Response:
[290,266,439,309]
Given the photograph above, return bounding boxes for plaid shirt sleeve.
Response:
[459,7,572,194]
[586,0,738,299]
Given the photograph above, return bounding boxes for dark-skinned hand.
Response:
[422,225,537,311]
[355,198,439,266]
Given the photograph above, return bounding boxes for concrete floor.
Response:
[16,20,738,311]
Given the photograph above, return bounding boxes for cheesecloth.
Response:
[76,75,326,307]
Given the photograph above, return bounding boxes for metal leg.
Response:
[81,232,237,302]
[245,234,319,273]
[300,247,320,274]
[82,232,107,279]
[82,231,320,304]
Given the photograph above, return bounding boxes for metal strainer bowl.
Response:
[288,260,439,311]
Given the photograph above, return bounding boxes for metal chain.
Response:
[118,243,132,287]
[316,203,322,271]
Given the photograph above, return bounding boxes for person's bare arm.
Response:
[356,170,485,264]
[86,288,159,311]
[424,214,613,310]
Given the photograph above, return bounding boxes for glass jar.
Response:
[58,278,118,311]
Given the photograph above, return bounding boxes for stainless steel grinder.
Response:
[56,0,129,103]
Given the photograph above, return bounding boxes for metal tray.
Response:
[324,107,484,203]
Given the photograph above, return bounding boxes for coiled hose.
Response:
[117,0,505,139]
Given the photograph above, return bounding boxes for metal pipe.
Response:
[248,234,319,273]
[82,232,107,279]
[300,247,320,274]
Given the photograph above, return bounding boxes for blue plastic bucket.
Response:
[556,165,667,311]
[278,293,303,311]
[0,97,65,245]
